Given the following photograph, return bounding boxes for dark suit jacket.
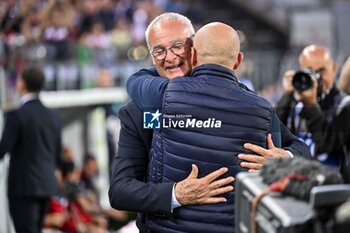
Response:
[109,102,174,215]
[0,99,61,198]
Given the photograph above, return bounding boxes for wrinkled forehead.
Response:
[148,20,193,48]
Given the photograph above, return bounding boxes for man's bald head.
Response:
[192,22,243,70]
[299,44,337,91]
[299,45,333,66]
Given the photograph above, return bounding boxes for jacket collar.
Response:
[190,64,238,83]
[319,85,338,109]
[20,93,39,105]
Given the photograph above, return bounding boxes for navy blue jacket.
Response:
[127,64,281,232]
[127,66,310,158]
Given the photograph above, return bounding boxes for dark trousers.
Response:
[9,197,49,233]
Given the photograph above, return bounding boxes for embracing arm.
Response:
[280,120,311,158]
[108,104,173,214]
[126,67,169,109]
[108,103,234,213]
[238,113,311,171]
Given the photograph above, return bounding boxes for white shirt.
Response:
[20,93,39,105]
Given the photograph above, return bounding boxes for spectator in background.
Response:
[79,154,129,231]
[276,44,350,182]
[0,66,62,233]
[41,1,75,61]
[60,160,108,233]
[86,22,113,65]
[78,0,103,35]
[86,22,111,50]
[80,155,99,196]
[338,57,350,95]
[98,0,116,31]
[43,161,72,233]
[110,18,133,56]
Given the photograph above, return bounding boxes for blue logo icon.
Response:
[143,110,162,129]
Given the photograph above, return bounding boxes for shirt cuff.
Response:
[286,150,294,158]
[171,183,181,211]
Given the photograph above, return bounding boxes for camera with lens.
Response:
[292,68,322,92]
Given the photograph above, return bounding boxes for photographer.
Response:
[276,44,350,182]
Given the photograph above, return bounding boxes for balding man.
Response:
[276,44,350,181]
[126,22,285,232]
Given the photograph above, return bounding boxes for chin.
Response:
[166,68,190,79]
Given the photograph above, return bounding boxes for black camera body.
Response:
[292,68,322,92]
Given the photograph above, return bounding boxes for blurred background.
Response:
[1,0,350,232]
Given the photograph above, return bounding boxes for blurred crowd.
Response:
[43,147,129,233]
[0,0,202,91]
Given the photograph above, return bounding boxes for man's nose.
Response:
[165,49,178,61]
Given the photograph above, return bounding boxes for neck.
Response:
[194,62,233,71]
[20,93,39,105]
[20,90,39,97]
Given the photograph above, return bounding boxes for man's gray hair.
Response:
[145,12,195,49]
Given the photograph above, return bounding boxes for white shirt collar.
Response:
[320,85,333,101]
[20,93,39,105]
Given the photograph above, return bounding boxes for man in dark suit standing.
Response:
[0,66,62,233]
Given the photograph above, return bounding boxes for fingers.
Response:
[187,164,199,179]
[238,153,265,164]
[175,166,232,206]
[283,70,295,94]
[209,176,235,189]
[248,169,259,173]
[240,161,263,170]
[269,147,290,158]
[267,133,275,149]
[312,78,318,89]
[202,167,229,183]
[207,185,234,198]
[243,143,268,157]
[201,197,227,204]
[195,179,235,205]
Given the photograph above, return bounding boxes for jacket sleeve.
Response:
[269,111,281,147]
[108,104,174,215]
[280,117,311,159]
[126,67,169,109]
[275,93,294,125]
[0,111,20,160]
[300,103,350,154]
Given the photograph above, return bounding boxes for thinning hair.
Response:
[145,12,195,49]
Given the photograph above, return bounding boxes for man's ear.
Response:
[191,47,197,67]
[16,78,26,95]
[332,62,337,73]
[151,55,156,65]
[233,52,244,70]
